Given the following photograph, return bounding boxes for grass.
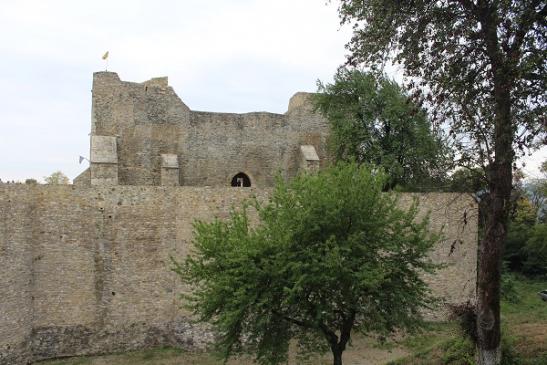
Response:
[38,334,407,365]
[387,275,547,365]
[39,276,546,365]
[501,277,547,362]
[40,347,222,365]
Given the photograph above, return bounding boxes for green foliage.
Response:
[499,335,523,365]
[504,197,547,277]
[315,68,450,191]
[504,198,535,272]
[401,322,457,350]
[501,271,520,304]
[41,347,189,365]
[336,0,545,166]
[501,276,547,325]
[448,168,488,194]
[390,328,523,365]
[388,276,547,365]
[525,180,547,218]
[44,171,70,185]
[24,178,38,185]
[522,224,547,277]
[441,336,476,365]
[173,162,440,365]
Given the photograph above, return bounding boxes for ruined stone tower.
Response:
[74,72,329,187]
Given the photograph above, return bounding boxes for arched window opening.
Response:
[231,172,251,187]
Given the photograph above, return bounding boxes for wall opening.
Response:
[231,172,251,187]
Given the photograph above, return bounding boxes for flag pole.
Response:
[102,51,109,71]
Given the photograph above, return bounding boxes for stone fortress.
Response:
[74,72,329,188]
[0,72,477,365]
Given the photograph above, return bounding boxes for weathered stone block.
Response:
[90,136,117,164]
[90,164,118,186]
[300,145,320,171]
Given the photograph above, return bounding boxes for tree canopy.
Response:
[173,163,439,365]
[335,1,546,363]
[315,68,451,190]
[337,0,545,166]
[504,159,547,277]
[44,171,70,185]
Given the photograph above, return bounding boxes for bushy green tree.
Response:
[522,223,547,277]
[315,68,451,191]
[526,159,547,219]
[173,163,440,365]
[44,171,70,185]
[504,198,537,272]
[504,193,547,277]
[448,168,488,193]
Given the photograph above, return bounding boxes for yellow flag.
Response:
[102,51,109,60]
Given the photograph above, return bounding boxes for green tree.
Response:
[172,163,440,365]
[315,68,451,191]
[335,1,546,363]
[448,168,488,193]
[44,171,70,185]
[504,197,536,272]
[522,223,547,276]
[526,159,547,214]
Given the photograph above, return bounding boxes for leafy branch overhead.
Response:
[338,0,546,167]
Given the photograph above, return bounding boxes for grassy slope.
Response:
[501,278,547,362]
[387,276,547,365]
[39,277,546,365]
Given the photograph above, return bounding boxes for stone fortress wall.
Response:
[78,72,330,187]
[0,185,477,365]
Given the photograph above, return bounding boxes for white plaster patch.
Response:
[300,145,319,161]
[161,154,179,168]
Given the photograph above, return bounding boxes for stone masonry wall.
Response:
[90,72,330,187]
[0,186,477,364]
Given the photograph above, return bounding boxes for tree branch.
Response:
[319,323,339,346]
[273,310,316,330]
[455,0,478,13]
[339,310,356,350]
[509,0,545,56]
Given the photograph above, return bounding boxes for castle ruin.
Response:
[74,72,329,187]
[0,72,477,365]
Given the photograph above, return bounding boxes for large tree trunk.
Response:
[328,334,346,365]
[476,183,504,364]
[325,312,353,365]
[476,65,514,364]
[332,349,343,365]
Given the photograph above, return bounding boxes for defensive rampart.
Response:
[0,185,477,364]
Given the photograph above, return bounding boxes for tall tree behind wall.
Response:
[44,171,70,185]
[315,68,452,191]
[334,1,546,364]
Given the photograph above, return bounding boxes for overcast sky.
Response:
[0,0,544,182]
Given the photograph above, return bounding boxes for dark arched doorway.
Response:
[231,172,251,187]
